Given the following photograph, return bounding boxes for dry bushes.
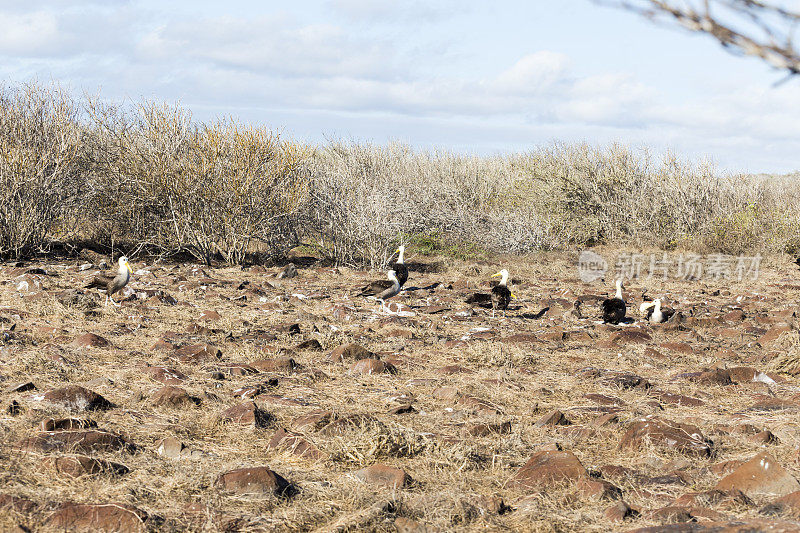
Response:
[305,141,800,266]
[1,83,799,266]
[84,100,310,264]
[305,142,554,267]
[0,83,85,259]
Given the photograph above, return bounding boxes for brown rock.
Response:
[199,309,221,321]
[292,411,333,431]
[660,342,695,354]
[330,343,373,363]
[294,338,322,351]
[716,452,800,497]
[267,428,327,461]
[156,437,185,458]
[142,366,187,384]
[584,393,625,406]
[644,506,694,523]
[591,413,619,428]
[653,390,705,407]
[619,416,712,457]
[151,386,200,407]
[249,357,298,372]
[758,324,793,345]
[70,332,110,349]
[5,382,35,393]
[40,417,96,431]
[604,500,637,522]
[38,386,113,411]
[354,464,411,489]
[608,329,652,345]
[219,401,272,428]
[728,366,759,383]
[0,493,37,514]
[466,421,512,436]
[761,490,800,517]
[174,343,221,363]
[700,368,734,385]
[672,489,753,511]
[46,502,150,532]
[534,410,571,427]
[510,450,588,491]
[456,395,502,413]
[348,358,397,376]
[215,466,292,495]
[723,309,746,323]
[750,430,780,445]
[577,478,622,500]
[44,455,129,478]
[19,431,132,453]
[500,333,540,345]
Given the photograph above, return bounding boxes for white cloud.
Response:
[494,52,571,95]
[1,3,799,172]
[327,0,465,23]
[0,11,60,55]
[137,15,403,80]
[0,6,142,58]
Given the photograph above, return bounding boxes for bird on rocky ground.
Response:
[85,256,132,307]
[391,245,409,287]
[490,269,515,317]
[640,298,675,324]
[357,269,401,311]
[601,279,626,324]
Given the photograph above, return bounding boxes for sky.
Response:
[1,0,799,173]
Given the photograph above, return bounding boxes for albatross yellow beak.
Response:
[491,272,502,278]
[511,293,517,299]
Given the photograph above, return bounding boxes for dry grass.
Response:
[2,250,800,531]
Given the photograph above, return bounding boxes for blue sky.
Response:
[1,0,799,173]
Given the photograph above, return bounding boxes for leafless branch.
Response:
[596,0,800,74]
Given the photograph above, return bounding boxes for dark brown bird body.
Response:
[491,284,511,312]
[601,279,626,324]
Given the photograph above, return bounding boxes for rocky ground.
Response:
[2,249,800,532]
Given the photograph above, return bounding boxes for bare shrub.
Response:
[2,84,798,265]
[305,141,555,267]
[0,83,85,259]
[83,99,310,264]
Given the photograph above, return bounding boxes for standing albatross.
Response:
[490,269,515,317]
[391,245,409,287]
[86,256,132,306]
[358,270,401,312]
[601,279,626,324]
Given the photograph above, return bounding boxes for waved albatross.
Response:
[601,279,626,324]
[359,269,401,312]
[640,298,674,324]
[391,245,409,287]
[86,256,132,306]
[490,269,515,317]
